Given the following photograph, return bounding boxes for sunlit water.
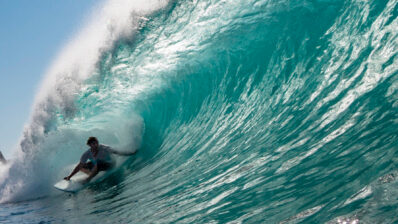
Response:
[1,0,398,223]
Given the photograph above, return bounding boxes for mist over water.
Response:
[1,0,398,223]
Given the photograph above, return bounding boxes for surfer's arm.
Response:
[112,150,137,156]
[107,146,137,156]
[64,163,83,180]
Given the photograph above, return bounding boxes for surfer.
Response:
[64,137,136,182]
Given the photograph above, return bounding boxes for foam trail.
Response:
[0,0,168,203]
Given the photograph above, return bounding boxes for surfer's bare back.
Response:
[64,137,136,182]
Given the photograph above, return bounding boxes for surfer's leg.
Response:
[97,161,113,171]
[90,167,99,178]
[80,168,91,174]
[80,162,94,174]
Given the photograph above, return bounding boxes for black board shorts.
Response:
[83,161,113,171]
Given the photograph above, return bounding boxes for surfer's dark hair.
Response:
[87,137,98,145]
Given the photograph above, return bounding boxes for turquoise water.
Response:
[1,0,398,223]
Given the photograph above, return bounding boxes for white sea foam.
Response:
[0,0,167,203]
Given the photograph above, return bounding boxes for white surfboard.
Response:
[54,172,89,193]
[54,167,117,193]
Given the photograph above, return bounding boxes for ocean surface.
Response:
[1,0,398,223]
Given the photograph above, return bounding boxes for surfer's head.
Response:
[87,136,99,149]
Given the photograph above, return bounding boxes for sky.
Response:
[0,0,100,159]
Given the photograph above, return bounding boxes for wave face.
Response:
[1,0,398,223]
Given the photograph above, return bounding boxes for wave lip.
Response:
[1,0,398,223]
[0,0,168,203]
